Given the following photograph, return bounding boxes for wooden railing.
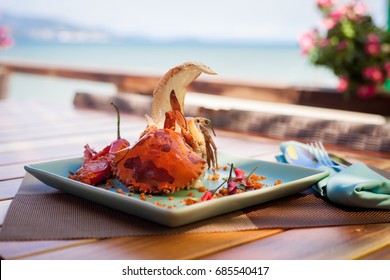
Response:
[1,59,389,116]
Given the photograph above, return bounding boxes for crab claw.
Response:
[151,61,217,128]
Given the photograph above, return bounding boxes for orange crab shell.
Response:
[112,129,206,194]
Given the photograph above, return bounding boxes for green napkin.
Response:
[277,142,390,210]
[324,162,390,209]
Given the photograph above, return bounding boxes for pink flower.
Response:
[336,40,348,50]
[322,17,336,29]
[367,33,380,44]
[365,43,381,56]
[0,27,13,49]
[357,85,376,99]
[316,0,335,8]
[0,26,7,35]
[319,38,330,47]
[353,1,368,16]
[337,77,349,92]
[299,31,316,55]
[0,36,13,48]
[363,67,384,83]
[329,9,345,22]
[364,34,381,56]
[321,7,345,30]
[384,62,390,78]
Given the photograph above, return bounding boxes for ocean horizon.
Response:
[0,42,338,103]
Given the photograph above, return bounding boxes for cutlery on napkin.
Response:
[277,141,390,210]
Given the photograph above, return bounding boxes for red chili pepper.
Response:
[234,168,246,181]
[69,103,130,186]
[82,144,109,164]
[74,157,111,185]
[108,138,130,161]
[228,180,237,194]
[201,191,213,201]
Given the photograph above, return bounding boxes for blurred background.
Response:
[0,0,387,103]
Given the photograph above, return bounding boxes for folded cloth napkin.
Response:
[324,163,390,209]
[277,141,390,210]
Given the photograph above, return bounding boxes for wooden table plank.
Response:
[1,118,117,136]
[0,140,129,166]
[0,122,144,143]
[201,223,390,260]
[0,163,27,181]
[0,131,136,154]
[0,239,98,260]
[16,230,282,260]
[0,179,23,200]
[360,245,390,260]
[0,109,119,128]
[0,200,12,225]
[0,113,118,131]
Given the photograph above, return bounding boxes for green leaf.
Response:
[341,20,355,39]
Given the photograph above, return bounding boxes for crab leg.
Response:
[199,122,218,171]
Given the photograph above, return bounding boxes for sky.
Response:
[0,0,387,42]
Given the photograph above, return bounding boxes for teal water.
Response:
[0,43,337,103]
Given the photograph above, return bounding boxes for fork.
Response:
[307,141,345,172]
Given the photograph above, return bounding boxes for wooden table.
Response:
[1,99,390,260]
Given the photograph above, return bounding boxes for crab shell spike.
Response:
[151,61,217,128]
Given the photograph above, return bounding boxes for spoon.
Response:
[283,144,322,169]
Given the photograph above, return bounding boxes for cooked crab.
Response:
[112,61,218,194]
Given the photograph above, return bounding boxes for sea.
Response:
[0,42,338,104]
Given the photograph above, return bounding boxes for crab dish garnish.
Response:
[69,103,130,185]
[112,61,218,194]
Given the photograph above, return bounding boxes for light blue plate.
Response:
[24,153,329,227]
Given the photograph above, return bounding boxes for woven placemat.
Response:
[0,174,389,241]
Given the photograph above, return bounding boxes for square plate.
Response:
[24,153,329,227]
